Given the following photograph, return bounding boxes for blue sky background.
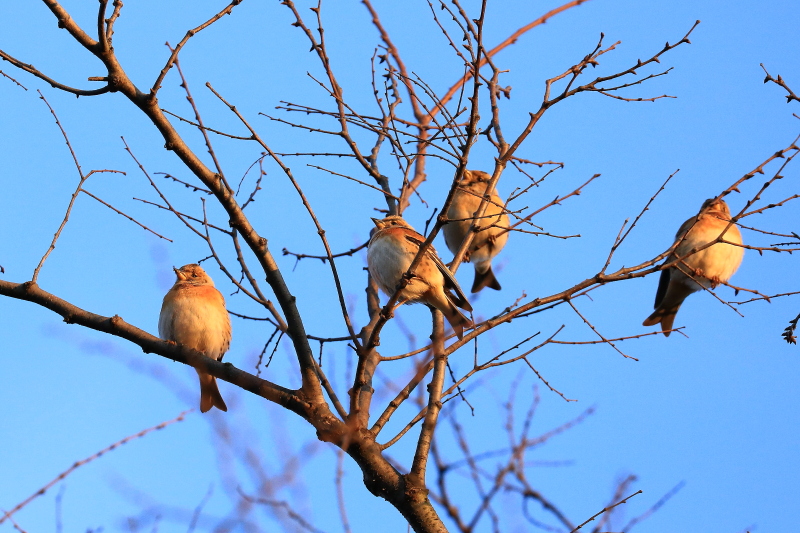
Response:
[1,1,798,532]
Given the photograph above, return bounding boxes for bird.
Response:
[368,216,474,339]
[159,264,231,412]
[643,198,744,336]
[444,170,510,293]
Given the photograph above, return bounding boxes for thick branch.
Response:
[0,279,305,415]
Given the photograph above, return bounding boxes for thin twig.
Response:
[569,490,642,532]
[0,411,191,525]
[32,91,90,282]
[81,189,172,241]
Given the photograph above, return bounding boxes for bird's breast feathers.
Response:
[368,233,413,276]
[159,285,231,358]
[368,230,442,300]
[674,215,743,283]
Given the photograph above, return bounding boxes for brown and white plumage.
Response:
[643,198,744,336]
[368,216,473,338]
[159,264,231,412]
[444,170,510,293]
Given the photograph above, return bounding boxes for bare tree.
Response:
[1,1,798,532]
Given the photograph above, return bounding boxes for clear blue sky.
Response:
[1,0,798,532]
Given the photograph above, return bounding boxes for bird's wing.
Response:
[651,214,697,310]
[207,286,232,357]
[403,233,472,312]
[674,214,699,242]
[653,267,671,309]
[157,292,176,340]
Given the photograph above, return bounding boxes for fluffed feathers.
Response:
[159,264,231,412]
[368,216,473,338]
[444,170,510,293]
[643,198,744,336]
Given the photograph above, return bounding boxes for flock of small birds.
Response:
[157,170,744,412]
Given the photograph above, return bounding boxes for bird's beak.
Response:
[371,217,382,227]
[173,266,186,281]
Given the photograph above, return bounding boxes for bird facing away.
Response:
[643,198,744,336]
[159,264,231,412]
[444,169,510,293]
[368,216,474,339]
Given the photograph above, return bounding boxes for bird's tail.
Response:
[642,283,694,336]
[443,303,473,339]
[471,264,501,293]
[197,370,228,413]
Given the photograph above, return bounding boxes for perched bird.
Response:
[159,264,231,412]
[643,198,744,336]
[444,170,510,293]
[368,216,473,338]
